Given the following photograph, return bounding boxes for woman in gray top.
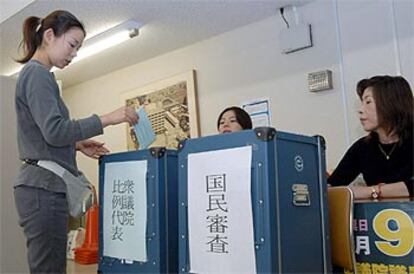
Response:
[14,10,139,273]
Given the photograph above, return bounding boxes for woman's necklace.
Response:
[378,143,397,160]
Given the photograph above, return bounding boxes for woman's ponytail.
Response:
[16,16,42,64]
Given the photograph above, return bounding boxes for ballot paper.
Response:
[133,107,156,149]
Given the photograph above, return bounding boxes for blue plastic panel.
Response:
[98,148,178,273]
[177,128,331,274]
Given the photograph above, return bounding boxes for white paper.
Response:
[242,98,271,127]
[250,113,270,128]
[188,146,256,274]
[103,160,148,262]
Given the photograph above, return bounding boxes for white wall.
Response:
[0,76,29,273]
[63,0,413,187]
[336,0,414,143]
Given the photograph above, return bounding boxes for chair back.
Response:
[328,186,356,272]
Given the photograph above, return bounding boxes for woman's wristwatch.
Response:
[370,186,379,199]
[370,183,385,199]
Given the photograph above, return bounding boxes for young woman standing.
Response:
[14,10,139,273]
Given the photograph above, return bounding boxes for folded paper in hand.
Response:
[133,107,156,149]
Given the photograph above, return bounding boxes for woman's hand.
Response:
[350,182,410,199]
[76,139,110,159]
[100,106,139,128]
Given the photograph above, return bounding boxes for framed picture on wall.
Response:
[121,70,199,150]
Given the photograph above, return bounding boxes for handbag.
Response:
[35,160,94,218]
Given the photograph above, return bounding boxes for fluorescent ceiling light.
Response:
[5,20,141,76]
[71,20,141,64]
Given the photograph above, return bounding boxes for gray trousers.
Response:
[14,185,68,274]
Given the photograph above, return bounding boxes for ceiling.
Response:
[0,0,311,88]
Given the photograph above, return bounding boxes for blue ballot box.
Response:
[177,127,332,274]
[98,148,178,273]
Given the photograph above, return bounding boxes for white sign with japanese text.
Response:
[103,160,148,262]
[188,146,256,274]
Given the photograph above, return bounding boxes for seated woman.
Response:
[217,106,252,134]
[328,75,413,199]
